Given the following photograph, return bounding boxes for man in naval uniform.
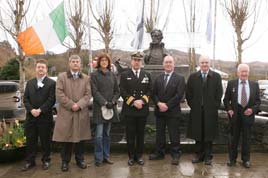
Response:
[120,51,152,166]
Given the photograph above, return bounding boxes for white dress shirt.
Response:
[132,68,141,78]
[164,71,173,85]
[37,75,46,88]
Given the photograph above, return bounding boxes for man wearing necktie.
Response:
[53,55,91,171]
[186,55,223,165]
[120,51,152,166]
[223,64,260,168]
[149,55,185,165]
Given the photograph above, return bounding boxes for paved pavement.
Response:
[1,153,268,178]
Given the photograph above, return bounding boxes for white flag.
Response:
[206,0,212,43]
[131,0,145,50]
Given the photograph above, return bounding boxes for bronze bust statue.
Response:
[143,29,168,65]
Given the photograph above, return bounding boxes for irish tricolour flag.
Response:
[17,1,68,55]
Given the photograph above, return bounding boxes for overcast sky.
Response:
[0,0,268,63]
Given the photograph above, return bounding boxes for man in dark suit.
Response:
[22,59,56,171]
[120,51,152,166]
[223,64,260,168]
[186,55,223,165]
[149,55,185,165]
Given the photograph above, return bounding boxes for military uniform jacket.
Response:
[120,69,152,117]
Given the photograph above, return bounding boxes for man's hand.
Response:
[157,102,168,112]
[72,103,80,112]
[31,109,41,117]
[227,110,234,118]
[133,100,143,109]
[244,108,253,116]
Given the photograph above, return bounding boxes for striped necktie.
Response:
[241,80,247,107]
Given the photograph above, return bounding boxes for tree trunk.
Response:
[192,48,196,71]
[18,55,25,96]
[188,48,196,73]
[236,30,243,66]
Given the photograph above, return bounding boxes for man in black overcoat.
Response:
[223,64,260,168]
[186,55,223,165]
[120,51,152,166]
[22,59,56,171]
[149,55,185,165]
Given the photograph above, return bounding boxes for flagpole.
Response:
[212,0,217,68]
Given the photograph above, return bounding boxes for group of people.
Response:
[21,51,260,172]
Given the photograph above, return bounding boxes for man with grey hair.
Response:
[53,54,91,172]
[186,55,223,165]
[223,63,260,168]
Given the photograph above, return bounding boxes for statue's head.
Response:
[150,29,163,44]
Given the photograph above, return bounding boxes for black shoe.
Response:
[21,162,36,171]
[192,156,204,164]
[149,153,164,160]
[128,159,135,166]
[204,158,212,165]
[104,158,114,164]
[227,160,236,167]
[77,161,87,169]
[136,158,144,165]
[95,162,104,167]
[171,157,179,165]
[42,161,50,170]
[243,161,251,168]
[61,162,69,172]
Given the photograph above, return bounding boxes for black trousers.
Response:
[195,141,212,160]
[229,106,252,162]
[61,141,85,163]
[195,107,212,160]
[25,120,53,163]
[125,116,146,159]
[155,116,181,157]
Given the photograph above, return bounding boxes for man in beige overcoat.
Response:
[53,55,91,172]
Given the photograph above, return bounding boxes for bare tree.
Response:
[223,0,261,65]
[65,0,86,55]
[144,0,174,33]
[145,0,158,33]
[182,0,200,73]
[89,0,114,55]
[0,0,31,94]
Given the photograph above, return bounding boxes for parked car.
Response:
[0,81,24,119]
[258,80,268,96]
[259,89,268,113]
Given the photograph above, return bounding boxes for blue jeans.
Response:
[94,122,111,163]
